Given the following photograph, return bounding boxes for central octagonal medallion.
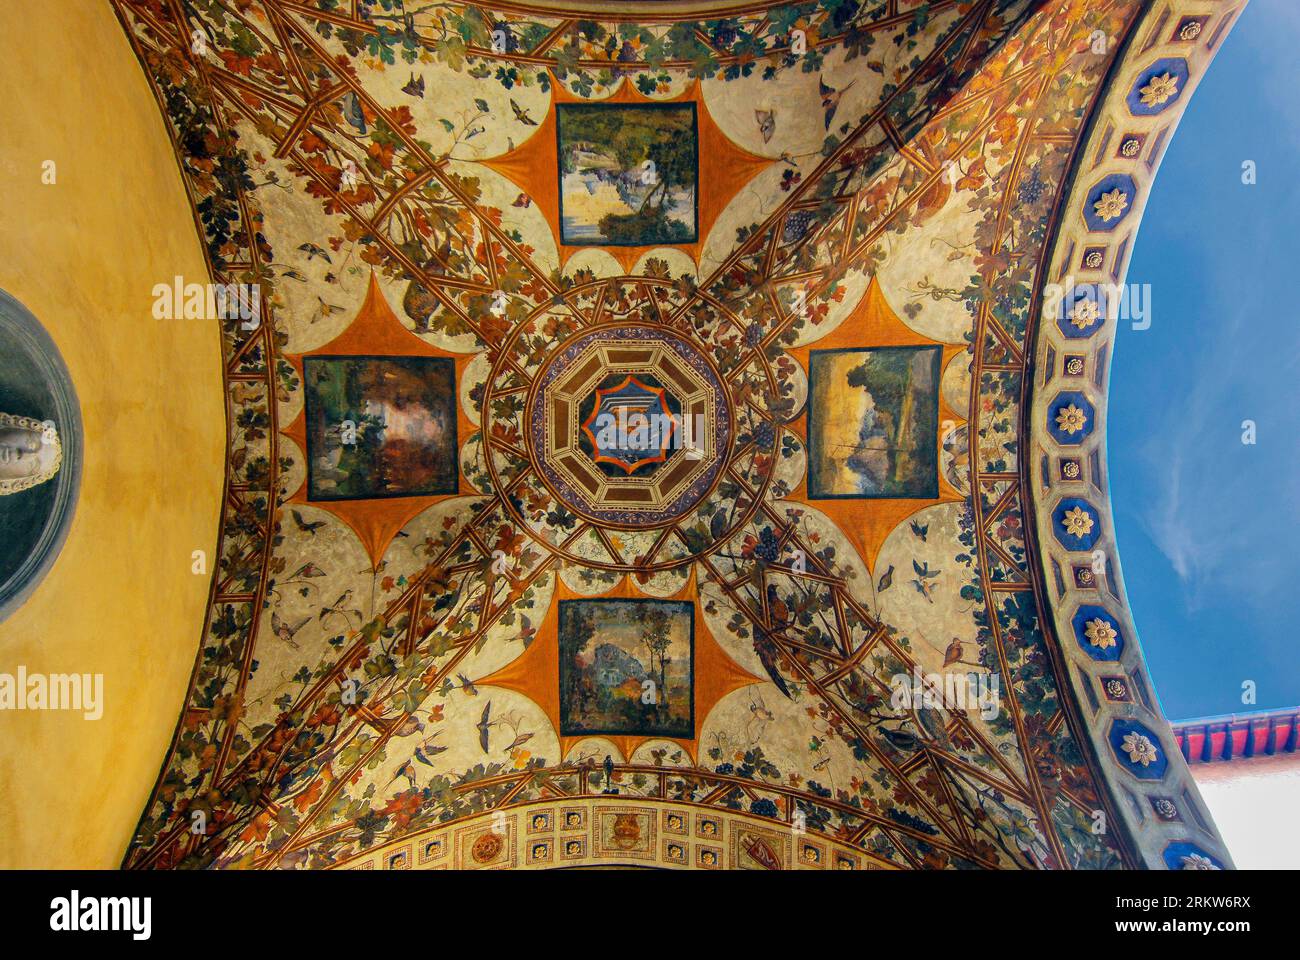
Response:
[529,324,729,526]
[579,374,678,476]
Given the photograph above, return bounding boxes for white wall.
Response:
[1192,753,1300,869]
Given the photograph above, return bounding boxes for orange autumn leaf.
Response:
[241,810,273,843]
[219,50,255,76]
[991,113,1019,146]
[293,779,324,813]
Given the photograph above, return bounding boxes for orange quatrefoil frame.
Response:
[476,567,763,764]
[280,275,478,571]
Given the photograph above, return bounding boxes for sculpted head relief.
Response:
[0,413,62,495]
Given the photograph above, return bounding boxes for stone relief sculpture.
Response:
[0,413,61,495]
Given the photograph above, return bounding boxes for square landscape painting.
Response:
[808,346,941,499]
[556,103,698,246]
[303,355,457,501]
[559,599,694,739]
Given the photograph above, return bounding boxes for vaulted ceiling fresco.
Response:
[112,0,1242,870]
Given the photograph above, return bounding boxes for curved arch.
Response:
[1026,2,1244,870]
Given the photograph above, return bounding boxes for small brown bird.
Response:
[509,98,537,126]
[386,759,416,788]
[318,590,353,620]
[291,509,326,536]
[942,637,981,669]
[755,109,775,143]
[313,296,344,323]
[391,715,425,738]
[943,638,964,668]
[271,612,310,649]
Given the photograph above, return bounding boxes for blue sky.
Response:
[1109,0,1300,721]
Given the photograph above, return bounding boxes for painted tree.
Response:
[636,604,674,711]
[558,104,697,243]
[561,605,598,715]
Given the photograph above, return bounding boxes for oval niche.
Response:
[0,290,82,622]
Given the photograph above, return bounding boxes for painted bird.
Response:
[386,759,416,789]
[317,590,357,628]
[291,509,326,536]
[319,590,352,616]
[876,564,894,593]
[818,75,855,129]
[457,673,478,696]
[390,715,425,738]
[298,242,332,262]
[909,519,929,542]
[476,701,493,753]
[341,91,367,134]
[754,108,776,143]
[910,559,940,603]
[509,98,538,126]
[753,628,792,699]
[943,637,964,668]
[401,73,425,98]
[880,726,919,752]
[414,732,446,766]
[271,612,310,648]
[765,583,790,629]
[746,693,774,741]
[942,637,981,669]
[313,296,345,322]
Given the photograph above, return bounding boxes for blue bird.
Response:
[341,91,366,135]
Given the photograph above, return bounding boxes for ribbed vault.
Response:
[114,0,1238,870]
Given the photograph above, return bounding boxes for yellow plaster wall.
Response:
[0,1,224,867]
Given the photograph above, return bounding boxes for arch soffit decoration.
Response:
[1027,1,1245,871]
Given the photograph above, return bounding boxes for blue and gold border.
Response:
[1027,0,1247,870]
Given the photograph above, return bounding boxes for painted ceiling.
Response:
[112,0,1243,870]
